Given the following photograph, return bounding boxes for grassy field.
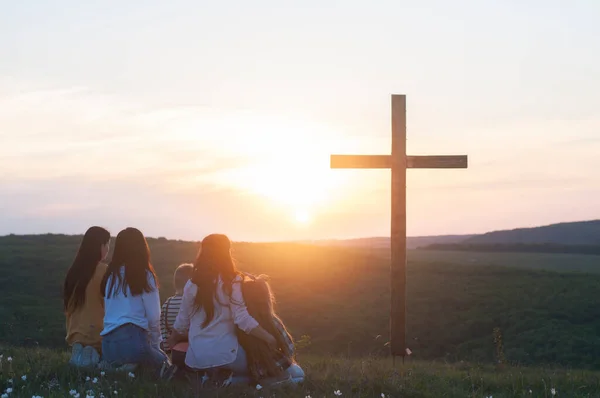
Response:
[2,346,600,397]
[3,234,600,370]
[409,249,600,274]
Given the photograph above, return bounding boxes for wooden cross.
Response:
[330,94,468,358]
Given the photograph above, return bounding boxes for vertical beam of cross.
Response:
[330,94,468,357]
[390,95,407,357]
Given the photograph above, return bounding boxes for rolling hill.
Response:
[314,220,600,249]
[464,220,600,245]
[2,232,600,370]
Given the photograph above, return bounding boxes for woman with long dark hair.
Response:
[167,234,277,384]
[63,226,110,368]
[100,227,175,378]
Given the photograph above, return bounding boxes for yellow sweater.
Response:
[65,262,108,352]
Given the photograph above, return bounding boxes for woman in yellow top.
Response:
[63,226,110,368]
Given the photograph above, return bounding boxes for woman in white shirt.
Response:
[167,234,276,381]
[100,227,173,378]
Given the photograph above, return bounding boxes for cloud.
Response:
[1,173,390,241]
[555,135,600,147]
[0,85,270,187]
[2,79,599,240]
[0,82,371,239]
[0,175,251,238]
[408,175,591,192]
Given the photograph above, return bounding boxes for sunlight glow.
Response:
[183,112,356,219]
[294,209,311,224]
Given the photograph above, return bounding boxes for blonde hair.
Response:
[173,263,193,293]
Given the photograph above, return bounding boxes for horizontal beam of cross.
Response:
[330,155,468,169]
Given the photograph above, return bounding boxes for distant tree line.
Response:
[419,243,600,256]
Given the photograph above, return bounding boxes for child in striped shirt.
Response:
[160,263,194,365]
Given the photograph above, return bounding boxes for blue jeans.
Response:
[102,323,168,372]
[187,345,250,387]
[223,344,248,375]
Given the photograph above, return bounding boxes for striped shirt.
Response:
[160,294,183,351]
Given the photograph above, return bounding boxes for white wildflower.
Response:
[551,388,557,396]
[85,376,90,381]
[86,395,94,398]
[113,391,118,395]
[6,388,13,394]
[7,379,12,384]
[74,394,80,398]
[100,371,106,377]
[127,372,135,378]
[21,375,26,381]
[69,390,77,396]
[1,394,6,398]
[334,391,342,396]
[256,384,263,390]
[0,354,3,360]
[92,378,98,384]
[6,357,12,362]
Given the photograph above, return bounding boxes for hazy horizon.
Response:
[2,218,598,244]
[2,1,599,241]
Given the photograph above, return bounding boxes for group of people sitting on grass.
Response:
[62,226,304,387]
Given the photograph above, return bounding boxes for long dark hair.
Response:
[191,234,239,328]
[63,226,110,313]
[237,274,294,380]
[101,227,159,298]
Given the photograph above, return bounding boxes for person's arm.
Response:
[248,325,277,349]
[141,274,162,348]
[159,299,169,351]
[230,276,277,348]
[169,281,194,348]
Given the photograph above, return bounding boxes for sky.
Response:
[1,0,599,241]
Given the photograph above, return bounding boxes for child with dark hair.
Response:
[160,263,194,366]
[100,227,176,379]
[237,274,305,386]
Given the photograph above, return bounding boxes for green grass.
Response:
[409,249,600,274]
[4,235,600,369]
[1,346,600,397]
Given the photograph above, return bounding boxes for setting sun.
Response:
[187,112,358,225]
[294,209,311,224]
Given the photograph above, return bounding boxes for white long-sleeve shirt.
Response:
[173,275,259,370]
[100,268,162,347]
